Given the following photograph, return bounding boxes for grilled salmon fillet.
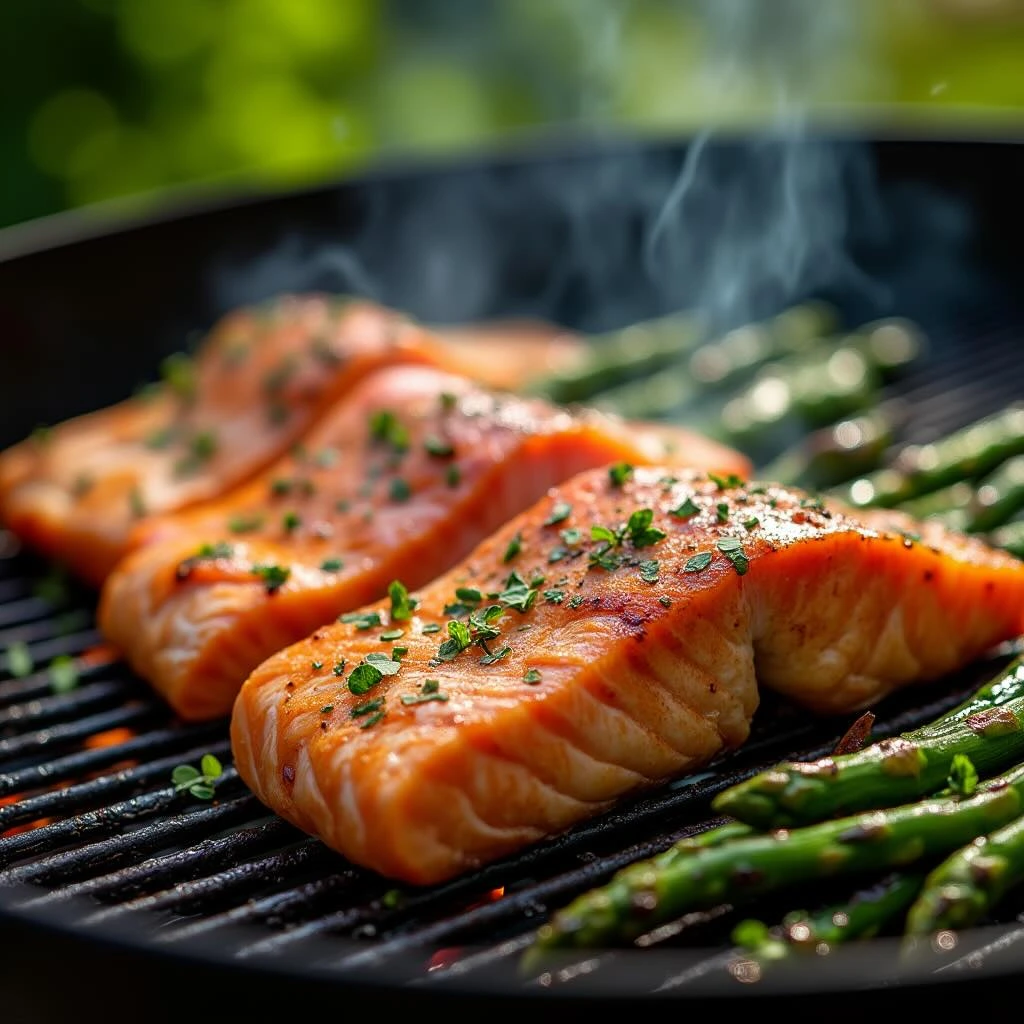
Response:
[230,467,1024,885]
[0,295,588,586]
[99,367,749,721]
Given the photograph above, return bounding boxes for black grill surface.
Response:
[1,304,1023,1013]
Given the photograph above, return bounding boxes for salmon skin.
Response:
[230,466,1024,885]
[99,367,750,721]
[0,294,591,587]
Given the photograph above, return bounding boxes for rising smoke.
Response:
[212,0,972,335]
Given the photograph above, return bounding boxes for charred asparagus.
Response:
[712,655,1024,829]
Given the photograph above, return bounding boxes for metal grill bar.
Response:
[0,720,226,797]
[0,739,233,831]
[3,794,260,886]
[0,661,127,708]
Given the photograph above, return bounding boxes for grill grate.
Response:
[1,309,1024,1000]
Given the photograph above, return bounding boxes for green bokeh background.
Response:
[4,0,1024,231]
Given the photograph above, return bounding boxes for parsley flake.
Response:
[498,571,537,613]
[333,660,347,676]
[421,623,442,634]
[401,679,449,705]
[503,532,523,563]
[424,436,454,458]
[340,610,382,630]
[389,478,412,502]
[716,502,730,524]
[659,595,672,607]
[364,653,402,675]
[523,668,542,684]
[388,579,419,620]
[351,696,385,718]
[252,563,290,592]
[544,502,572,526]
[743,517,760,530]
[369,409,409,452]
[437,620,472,661]
[670,496,700,519]
[229,514,264,534]
[568,595,584,609]
[543,589,565,604]
[480,645,512,666]
[608,463,634,487]
[445,464,461,488]
[626,508,667,547]
[716,537,749,575]
[684,551,713,573]
[321,557,344,572]
[708,472,745,490]
[639,560,659,583]
[171,754,223,801]
[348,663,384,696]
[282,511,301,533]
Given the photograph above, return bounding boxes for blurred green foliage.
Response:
[3,0,1024,230]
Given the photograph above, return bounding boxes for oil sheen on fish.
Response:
[99,367,750,720]
[230,467,1024,885]
[0,295,587,586]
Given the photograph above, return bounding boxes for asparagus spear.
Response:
[523,758,1024,965]
[988,517,1024,560]
[904,811,1024,936]
[530,312,705,404]
[733,871,926,961]
[590,302,837,420]
[757,405,902,490]
[838,403,1024,510]
[711,655,1024,829]
[966,454,1024,534]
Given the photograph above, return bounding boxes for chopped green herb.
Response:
[588,545,621,571]
[684,551,713,573]
[659,595,672,607]
[590,524,618,545]
[742,516,760,530]
[282,511,301,533]
[320,704,335,714]
[529,573,546,588]
[560,528,583,546]
[608,463,634,487]
[503,532,523,563]
[544,502,572,526]
[363,653,401,675]
[424,436,454,457]
[800,495,826,511]
[128,488,146,519]
[270,478,293,496]
[626,508,667,548]
[229,514,264,534]
[171,754,223,801]
[348,663,384,696]
[548,546,570,564]
[716,537,749,575]
[639,560,659,584]
[5,641,33,678]
[401,679,449,706]
[670,496,700,519]
[543,589,565,604]
[311,660,323,671]
[392,647,408,659]
[192,541,234,561]
[388,579,418,620]
[160,351,197,402]
[313,447,339,468]
[321,557,344,572]
[380,628,405,641]
[340,610,382,630]
[568,595,584,609]
[716,502,730,524]
[48,655,78,694]
[708,472,745,490]
[369,409,409,452]
[480,645,512,666]
[251,563,290,592]
[445,464,461,488]
[437,620,473,661]
[498,571,537,613]
[468,605,504,644]
[144,426,174,450]
[523,668,542,684]
[389,477,412,502]
[351,696,384,718]
[358,709,387,729]
[333,660,347,676]
[456,587,483,604]
[421,623,442,634]
[439,391,457,411]
[262,356,298,395]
